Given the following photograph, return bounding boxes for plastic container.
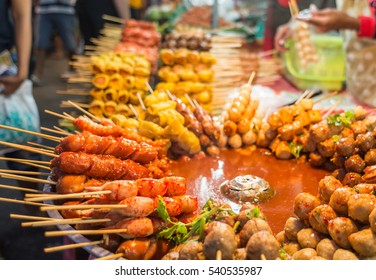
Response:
[282,34,346,91]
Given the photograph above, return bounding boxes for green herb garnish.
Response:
[332,135,341,143]
[326,110,355,127]
[245,207,261,219]
[288,142,304,159]
[156,196,235,246]
[279,248,289,260]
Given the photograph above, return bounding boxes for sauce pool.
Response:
[170,148,329,234]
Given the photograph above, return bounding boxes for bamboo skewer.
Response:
[0,169,50,177]
[96,253,124,260]
[25,190,112,202]
[27,141,55,151]
[128,104,138,118]
[0,124,61,142]
[0,157,51,171]
[137,92,146,111]
[0,172,55,185]
[10,213,56,221]
[0,156,50,165]
[41,204,130,211]
[0,197,48,207]
[45,228,128,237]
[322,100,342,118]
[44,109,75,121]
[44,240,103,253]
[313,91,339,104]
[96,252,124,260]
[0,183,41,193]
[22,218,111,227]
[53,126,72,135]
[67,100,101,123]
[0,141,57,158]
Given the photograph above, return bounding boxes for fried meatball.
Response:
[349,229,376,258]
[347,193,376,223]
[284,216,307,241]
[344,154,366,174]
[331,168,347,181]
[309,152,326,167]
[333,249,359,260]
[342,172,363,188]
[335,137,355,157]
[317,138,335,158]
[203,223,237,260]
[355,132,375,153]
[292,248,317,260]
[276,230,288,244]
[318,175,343,204]
[297,228,324,249]
[328,217,358,249]
[332,154,346,168]
[237,206,266,228]
[239,218,273,247]
[161,251,180,260]
[283,241,302,256]
[308,204,337,234]
[178,241,203,260]
[233,248,247,260]
[364,149,376,166]
[294,192,321,221]
[329,187,357,216]
[353,183,375,194]
[316,238,339,260]
[246,230,280,260]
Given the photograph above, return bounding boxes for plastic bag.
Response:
[0,80,41,143]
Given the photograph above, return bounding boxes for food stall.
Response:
[0,0,375,261]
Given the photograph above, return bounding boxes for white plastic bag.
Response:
[0,79,40,143]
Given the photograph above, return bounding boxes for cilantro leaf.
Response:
[156,196,170,222]
[288,142,304,159]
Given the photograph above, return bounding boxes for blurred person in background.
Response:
[31,0,77,85]
[75,0,130,47]
[264,0,336,50]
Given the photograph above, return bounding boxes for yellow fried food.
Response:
[160,49,175,65]
[117,89,129,104]
[138,120,164,139]
[147,100,176,115]
[108,73,124,91]
[134,76,148,91]
[158,108,185,127]
[123,75,135,89]
[92,74,109,89]
[88,99,105,118]
[89,88,104,100]
[103,88,118,102]
[103,101,118,117]
[156,82,175,92]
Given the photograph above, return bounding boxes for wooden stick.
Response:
[0,157,51,171]
[165,90,176,101]
[184,94,196,108]
[145,81,154,94]
[216,250,222,260]
[137,92,146,111]
[67,100,101,123]
[248,71,256,85]
[0,124,61,142]
[0,172,56,185]
[0,197,47,206]
[27,141,55,151]
[0,141,57,158]
[56,90,88,96]
[22,218,111,227]
[45,240,103,253]
[41,204,129,211]
[0,169,50,176]
[44,109,75,121]
[313,91,338,104]
[61,101,90,109]
[322,100,342,118]
[0,183,41,193]
[128,104,138,118]
[53,126,72,136]
[296,90,310,104]
[25,190,112,202]
[96,252,124,260]
[10,213,56,221]
[0,156,50,165]
[40,126,69,137]
[45,228,128,237]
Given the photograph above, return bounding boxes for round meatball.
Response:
[333,249,359,260]
[178,241,203,260]
[161,251,180,260]
[335,137,355,157]
[355,132,375,153]
[297,228,324,249]
[246,230,280,260]
[347,193,376,223]
[331,168,346,181]
[276,230,288,244]
[328,217,358,249]
[239,218,273,247]
[348,229,376,258]
[316,238,339,260]
[344,154,365,174]
[233,248,247,260]
[329,187,357,216]
[203,227,237,260]
[353,183,375,194]
[284,216,306,241]
[342,172,363,188]
[318,176,343,204]
[364,149,376,166]
[292,248,317,260]
[283,241,301,256]
[308,204,337,234]
[369,207,376,233]
[294,192,321,221]
[311,256,326,260]
[237,205,266,228]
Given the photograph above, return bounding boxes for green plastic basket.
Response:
[282,35,346,91]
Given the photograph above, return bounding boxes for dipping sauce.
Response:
[170,148,329,233]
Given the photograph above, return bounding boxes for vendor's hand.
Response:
[0,75,25,95]
[275,24,292,53]
[298,8,360,33]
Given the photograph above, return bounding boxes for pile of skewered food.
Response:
[156,48,216,110]
[277,174,376,260]
[161,32,212,51]
[88,52,151,118]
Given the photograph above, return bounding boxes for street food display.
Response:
[1,16,376,262]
